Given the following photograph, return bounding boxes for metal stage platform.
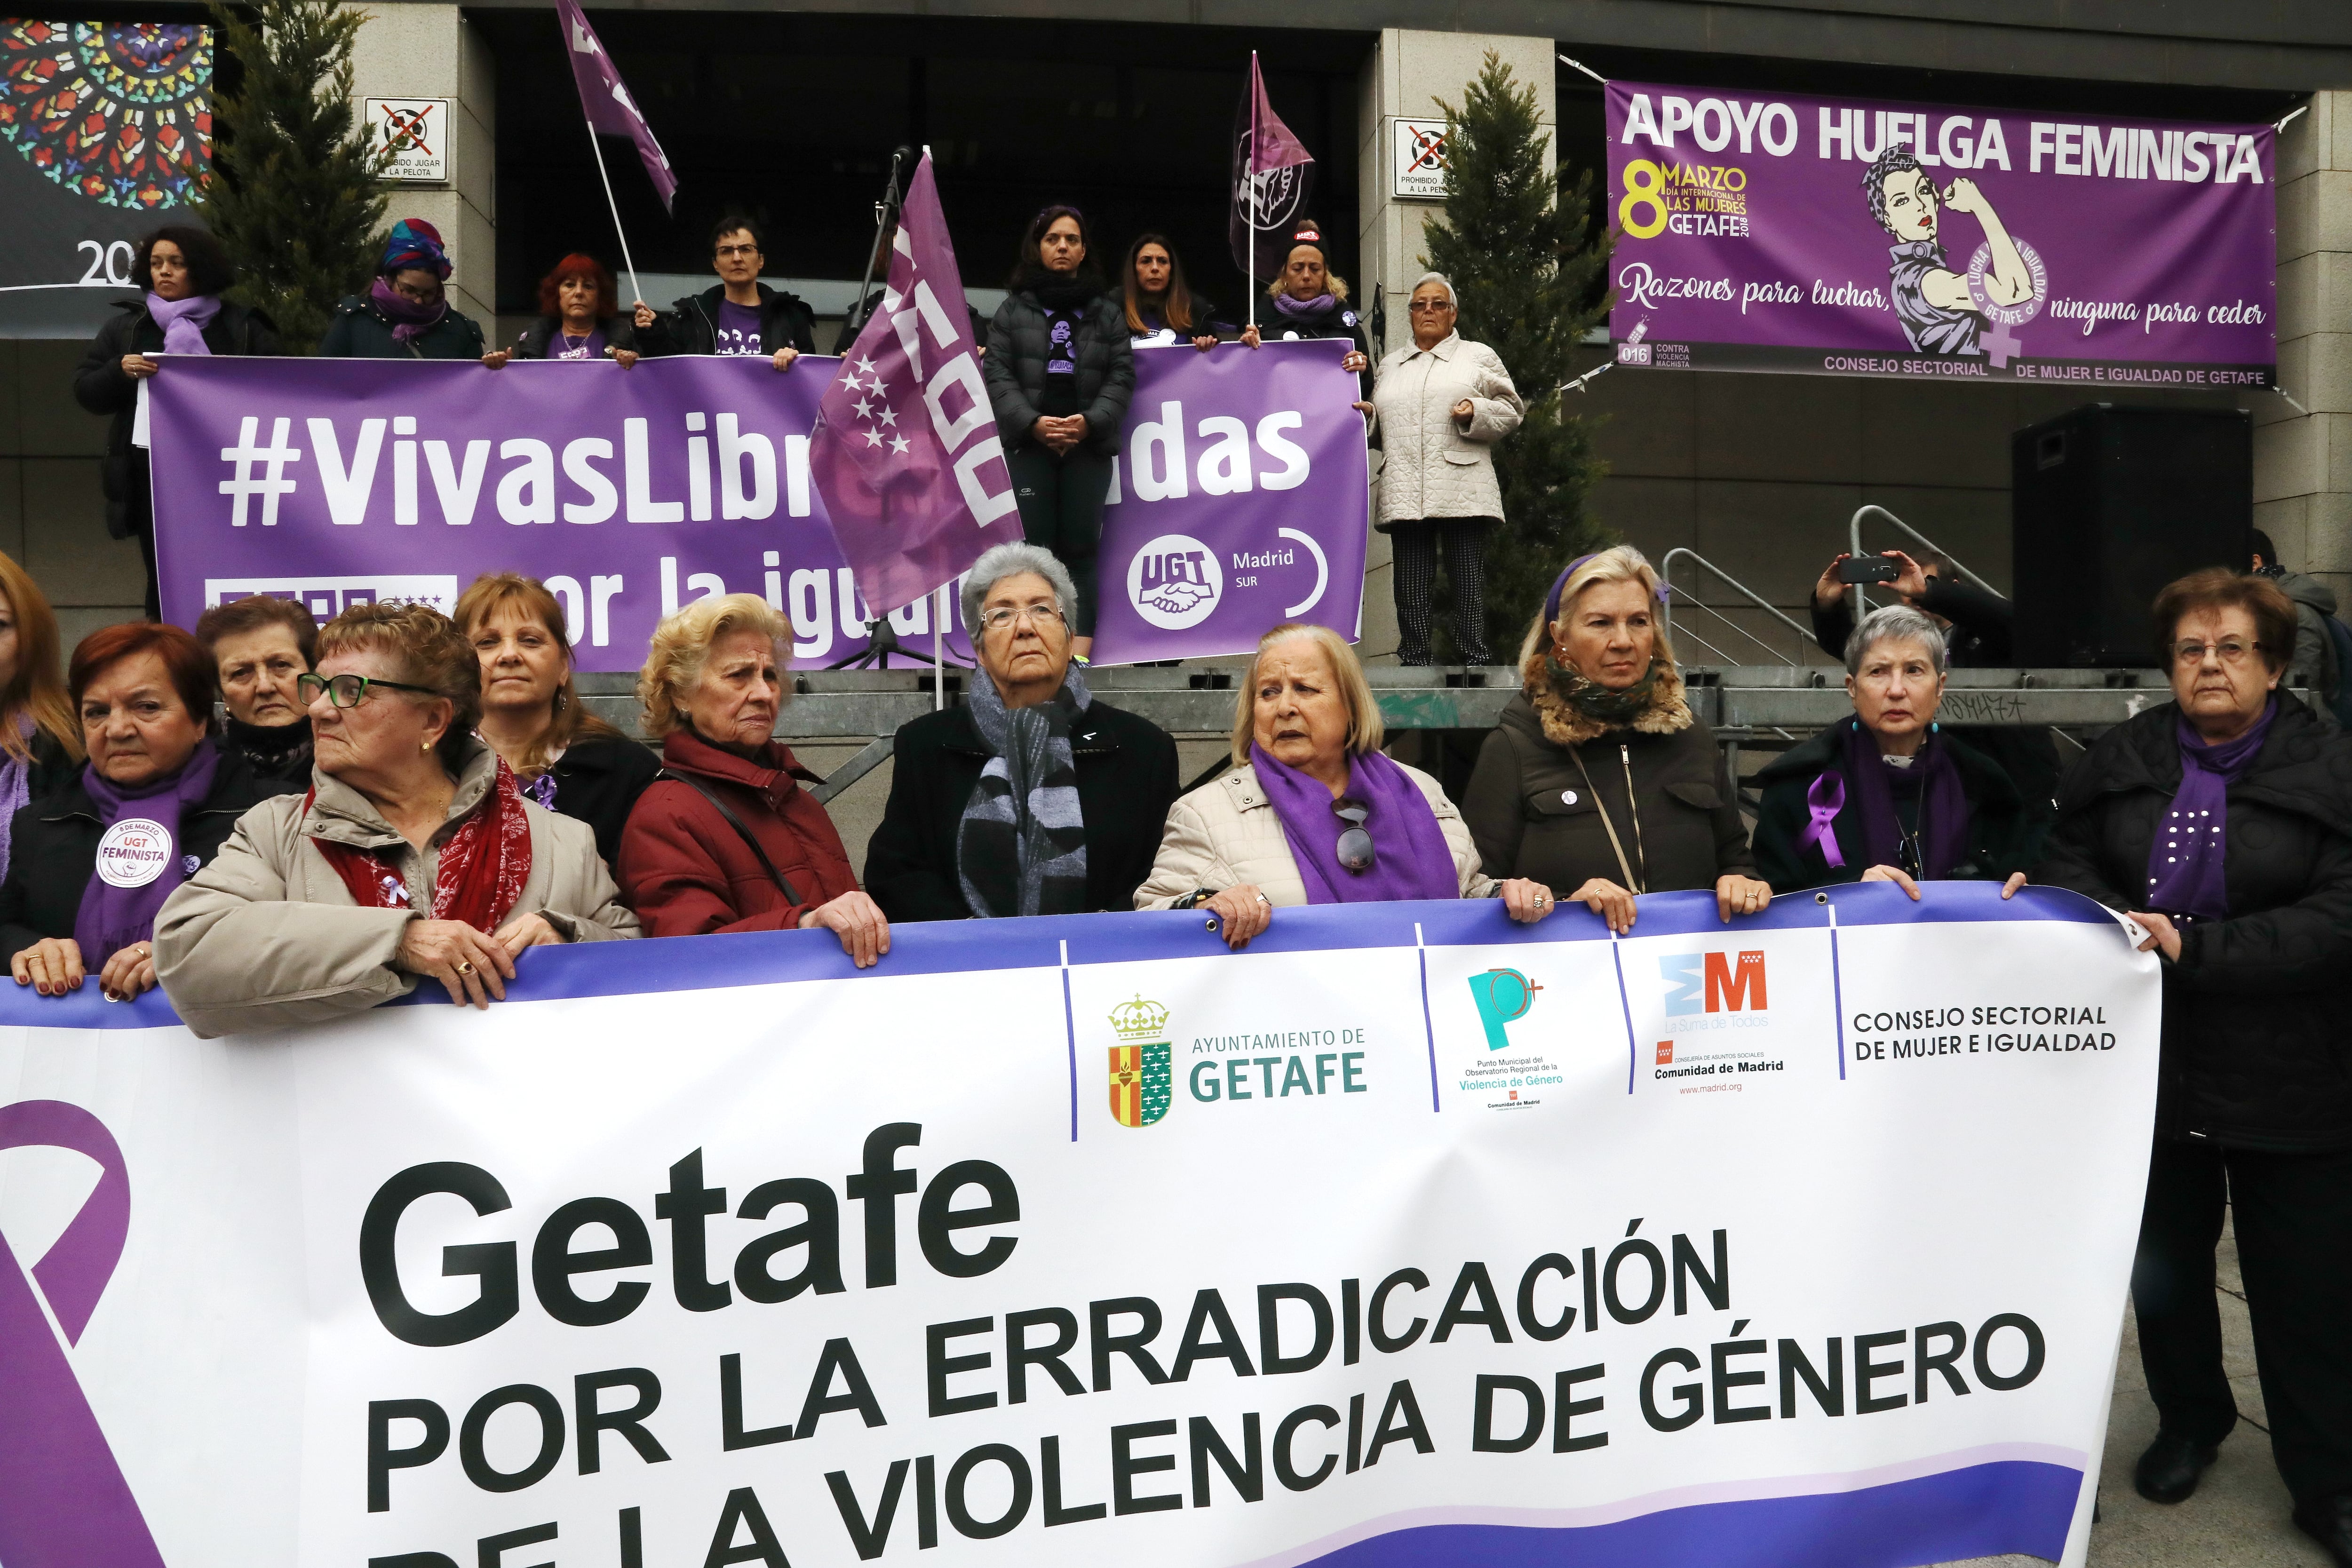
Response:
[572,665,2220,805]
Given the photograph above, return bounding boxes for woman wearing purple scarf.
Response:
[72,226,278,620]
[2037,568,2352,1554]
[1237,219,1374,406]
[0,625,283,1003]
[1752,605,2033,898]
[318,218,490,362]
[1136,623,1557,947]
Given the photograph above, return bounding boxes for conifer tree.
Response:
[194,0,389,353]
[1422,53,1613,660]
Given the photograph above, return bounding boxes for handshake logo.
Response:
[1467,968,1542,1051]
[1128,533,1224,630]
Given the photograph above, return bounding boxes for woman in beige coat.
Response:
[155,601,636,1038]
[1134,622,1557,947]
[1371,272,1525,668]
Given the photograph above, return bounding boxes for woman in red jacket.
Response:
[618,595,890,964]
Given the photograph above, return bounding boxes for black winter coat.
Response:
[1258,295,1373,399]
[318,294,487,360]
[74,299,279,539]
[1460,674,1755,896]
[1751,721,2030,894]
[534,732,662,872]
[640,284,815,359]
[1813,578,2060,856]
[0,751,292,962]
[510,314,640,360]
[2033,693,2352,1152]
[864,700,1178,921]
[985,290,1136,455]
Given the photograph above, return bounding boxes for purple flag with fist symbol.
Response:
[810,152,1019,616]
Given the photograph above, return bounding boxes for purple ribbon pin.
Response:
[0,1099,166,1568]
[1800,772,1848,871]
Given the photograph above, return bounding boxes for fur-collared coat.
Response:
[1459,653,1755,894]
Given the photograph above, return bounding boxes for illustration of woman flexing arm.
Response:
[1863,146,2033,356]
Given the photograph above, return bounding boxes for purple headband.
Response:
[1542,553,1669,627]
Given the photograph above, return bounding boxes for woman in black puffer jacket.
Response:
[983,206,1135,660]
[2035,567,2352,1551]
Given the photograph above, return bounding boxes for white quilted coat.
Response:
[1133,762,1496,909]
[1369,333,1524,525]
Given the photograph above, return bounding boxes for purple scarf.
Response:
[144,290,219,355]
[1271,290,1342,324]
[0,714,33,883]
[1801,722,1971,879]
[2147,700,2276,923]
[369,275,448,344]
[72,739,219,965]
[1250,743,1459,904]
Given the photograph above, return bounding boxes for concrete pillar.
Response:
[1355,29,1554,662]
[2267,92,2352,603]
[350,5,497,327]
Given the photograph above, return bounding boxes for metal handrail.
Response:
[1659,548,1815,668]
[1848,504,2002,615]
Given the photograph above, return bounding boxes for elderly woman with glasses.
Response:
[1751,605,2032,898]
[1459,546,1771,935]
[2035,568,2352,1546]
[618,594,887,964]
[1135,622,1557,947]
[867,544,1178,920]
[153,602,637,1037]
[3,624,287,1004]
[1369,271,1524,668]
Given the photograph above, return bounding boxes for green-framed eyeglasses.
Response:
[296,672,440,709]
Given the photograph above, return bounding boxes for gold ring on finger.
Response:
[455,960,476,976]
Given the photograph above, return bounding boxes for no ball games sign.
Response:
[1392,118,1449,199]
[366,98,451,183]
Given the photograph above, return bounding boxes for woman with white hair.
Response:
[1460,546,1770,934]
[1751,605,2033,897]
[866,543,1179,920]
[1369,271,1524,667]
[1136,622,1557,947]
[617,594,886,963]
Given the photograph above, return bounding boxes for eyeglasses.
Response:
[1407,299,1454,313]
[2169,639,2262,667]
[714,244,760,259]
[981,604,1067,632]
[297,672,440,709]
[1333,798,1375,873]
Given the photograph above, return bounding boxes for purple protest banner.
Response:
[1605,81,2276,388]
[1091,337,1368,663]
[144,356,969,671]
[811,151,1017,616]
[0,1099,163,1568]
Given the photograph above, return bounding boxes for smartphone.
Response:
[1836,556,1900,585]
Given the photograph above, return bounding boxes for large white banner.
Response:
[0,884,2158,1568]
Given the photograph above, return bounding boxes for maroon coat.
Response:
[619,729,858,938]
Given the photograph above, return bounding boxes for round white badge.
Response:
[95,818,174,888]
[1560,789,1580,806]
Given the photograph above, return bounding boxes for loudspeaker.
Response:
[2010,404,2251,667]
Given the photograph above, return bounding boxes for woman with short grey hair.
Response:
[1369,270,1524,666]
[866,542,1179,920]
[1751,604,2032,896]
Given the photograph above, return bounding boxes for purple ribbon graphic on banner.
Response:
[0,1098,164,1568]
[1801,772,1849,870]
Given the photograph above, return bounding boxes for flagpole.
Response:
[1248,52,1259,334]
[924,143,947,712]
[582,121,643,306]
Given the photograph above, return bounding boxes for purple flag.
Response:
[1229,53,1315,280]
[810,153,1018,616]
[555,0,676,213]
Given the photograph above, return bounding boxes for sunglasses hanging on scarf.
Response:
[1333,798,1376,872]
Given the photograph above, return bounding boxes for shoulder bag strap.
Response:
[1568,745,1644,895]
[659,769,803,907]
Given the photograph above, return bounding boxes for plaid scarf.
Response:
[309,757,533,929]
[957,669,1091,918]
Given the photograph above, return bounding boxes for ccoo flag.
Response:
[810,152,1018,615]
[554,0,677,212]
[1228,51,1315,281]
